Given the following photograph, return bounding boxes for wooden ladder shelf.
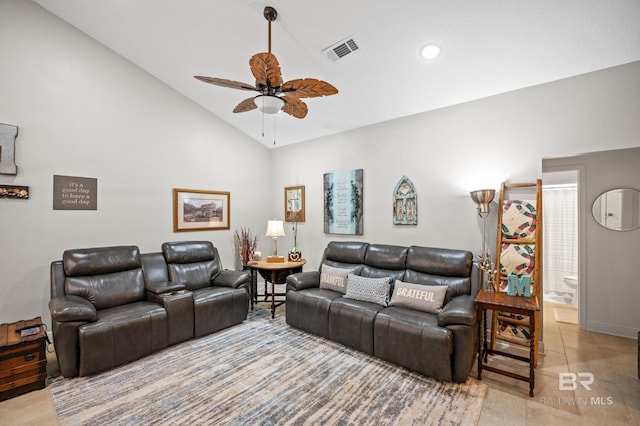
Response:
[491,180,543,366]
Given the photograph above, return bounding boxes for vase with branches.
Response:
[234,227,258,267]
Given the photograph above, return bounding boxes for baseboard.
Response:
[585,320,637,339]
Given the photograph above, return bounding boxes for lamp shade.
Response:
[256,95,284,115]
[265,219,285,237]
[470,189,496,215]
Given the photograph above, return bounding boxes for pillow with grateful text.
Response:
[389,281,448,314]
[344,275,391,306]
[319,264,354,294]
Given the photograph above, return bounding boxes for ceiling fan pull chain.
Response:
[261,97,265,137]
[273,116,277,146]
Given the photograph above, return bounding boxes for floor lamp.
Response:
[470,189,497,292]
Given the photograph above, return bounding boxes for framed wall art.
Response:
[323,169,363,235]
[284,185,305,222]
[173,188,230,232]
[393,175,418,225]
[53,175,97,210]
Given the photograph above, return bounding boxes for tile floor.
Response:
[0,302,638,425]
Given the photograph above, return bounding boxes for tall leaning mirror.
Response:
[592,188,640,231]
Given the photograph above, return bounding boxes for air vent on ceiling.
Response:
[322,36,359,62]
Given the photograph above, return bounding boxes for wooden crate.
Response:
[0,317,47,401]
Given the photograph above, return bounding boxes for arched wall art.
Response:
[393,176,417,225]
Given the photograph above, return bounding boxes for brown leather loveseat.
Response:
[49,241,249,378]
[286,241,480,383]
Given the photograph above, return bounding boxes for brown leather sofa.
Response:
[49,241,249,378]
[286,241,480,383]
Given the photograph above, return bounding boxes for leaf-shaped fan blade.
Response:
[249,53,283,88]
[233,97,258,113]
[281,96,308,119]
[194,76,256,91]
[281,78,338,98]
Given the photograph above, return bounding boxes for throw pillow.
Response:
[344,275,391,306]
[319,264,354,294]
[389,281,448,314]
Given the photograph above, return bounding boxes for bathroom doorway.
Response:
[541,170,579,325]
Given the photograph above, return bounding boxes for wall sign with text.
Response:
[53,175,97,210]
[323,169,363,235]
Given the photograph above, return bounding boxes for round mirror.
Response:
[592,188,640,231]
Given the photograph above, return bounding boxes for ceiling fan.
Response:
[194,6,338,119]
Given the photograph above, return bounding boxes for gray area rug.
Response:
[50,309,487,425]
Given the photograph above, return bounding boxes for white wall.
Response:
[271,62,640,338]
[0,1,270,325]
[544,149,640,338]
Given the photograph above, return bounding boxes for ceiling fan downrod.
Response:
[264,6,277,54]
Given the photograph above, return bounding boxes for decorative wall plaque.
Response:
[53,175,98,210]
[0,184,29,199]
[323,169,363,235]
[393,176,418,225]
[0,123,19,175]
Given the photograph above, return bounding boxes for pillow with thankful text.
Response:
[389,281,448,314]
[319,264,354,294]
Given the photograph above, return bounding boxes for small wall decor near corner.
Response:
[284,185,305,222]
[173,188,230,232]
[0,123,19,175]
[323,169,363,235]
[53,175,97,210]
[0,184,29,199]
[393,175,418,225]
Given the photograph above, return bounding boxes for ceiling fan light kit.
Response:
[257,95,284,115]
[194,6,338,119]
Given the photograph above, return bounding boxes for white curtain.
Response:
[542,184,578,304]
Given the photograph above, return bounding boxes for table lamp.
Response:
[265,219,286,262]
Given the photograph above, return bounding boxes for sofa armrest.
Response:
[146,281,186,295]
[49,295,97,322]
[438,294,476,327]
[286,271,320,292]
[212,269,251,288]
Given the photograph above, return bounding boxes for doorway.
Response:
[541,170,579,325]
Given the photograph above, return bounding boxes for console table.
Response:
[247,259,306,318]
[475,289,540,397]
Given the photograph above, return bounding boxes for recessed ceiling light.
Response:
[420,44,441,60]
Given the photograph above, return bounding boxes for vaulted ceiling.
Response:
[34,0,640,147]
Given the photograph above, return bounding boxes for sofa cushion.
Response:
[162,241,216,264]
[324,241,369,264]
[63,246,141,277]
[319,264,354,294]
[344,275,391,306]
[65,269,146,310]
[389,281,447,314]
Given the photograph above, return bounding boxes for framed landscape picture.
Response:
[284,185,305,222]
[173,188,230,232]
